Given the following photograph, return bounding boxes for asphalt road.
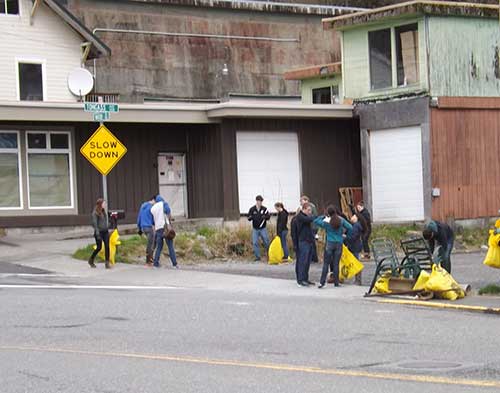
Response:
[184,251,496,290]
[1,283,500,392]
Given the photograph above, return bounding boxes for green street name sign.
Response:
[84,103,119,113]
[93,112,110,122]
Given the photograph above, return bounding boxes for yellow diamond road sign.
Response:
[80,125,127,175]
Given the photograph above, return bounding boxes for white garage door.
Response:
[370,126,424,222]
[236,132,301,214]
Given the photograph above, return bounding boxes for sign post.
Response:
[82,100,122,207]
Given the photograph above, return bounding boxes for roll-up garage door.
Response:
[370,126,424,222]
[236,132,301,214]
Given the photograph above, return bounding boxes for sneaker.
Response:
[318,283,326,289]
[297,281,307,287]
[88,259,96,268]
[153,264,161,268]
[173,265,179,269]
[334,283,341,287]
[255,258,261,262]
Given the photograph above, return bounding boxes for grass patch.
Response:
[455,227,488,250]
[478,284,500,296]
[72,235,147,264]
[371,224,420,248]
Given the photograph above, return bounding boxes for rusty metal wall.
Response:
[431,106,500,221]
[66,0,341,102]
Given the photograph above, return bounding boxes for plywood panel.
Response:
[431,108,500,220]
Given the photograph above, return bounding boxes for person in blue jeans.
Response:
[344,212,368,285]
[248,195,271,261]
[423,220,454,273]
[137,195,157,266]
[294,203,316,287]
[314,205,352,288]
[274,202,289,261]
[151,196,178,268]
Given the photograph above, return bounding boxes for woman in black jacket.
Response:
[274,202,289,262]
[88,198,110,269]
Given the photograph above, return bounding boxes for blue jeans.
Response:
[279,230,289,259]
[252,228,270,259]
[438,238,454,274]
[297,241,313,283]
[321,241,342,285]
[153,228,177,267]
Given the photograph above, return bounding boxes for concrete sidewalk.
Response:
[2,232,500,308]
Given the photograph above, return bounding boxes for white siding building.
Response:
[0,0,109,218]
[0,0,109,102]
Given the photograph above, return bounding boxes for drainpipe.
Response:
[91,28,300,95]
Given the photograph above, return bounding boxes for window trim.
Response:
[0,130,23,210]
[311,84,341,104]
[368,22,420,92]
[0,0,21,16]
[25,131,75,210]
[16,58,47,102]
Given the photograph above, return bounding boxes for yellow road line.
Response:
[377,299,500,314]
[1,346,499,388]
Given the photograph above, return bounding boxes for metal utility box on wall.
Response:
[157,153,188,218]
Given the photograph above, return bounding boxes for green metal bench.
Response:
[367,236,434,295]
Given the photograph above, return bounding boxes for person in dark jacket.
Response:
[137,195,157,266]
[345,212,368,285]
[295,203,316,287]
[274,202,289,261]
[356,201,372,259]
[248,195,271,261]
[314,206,352,288]
[298,195,319,263]
[88,198,110,269]
[423,220,454,273]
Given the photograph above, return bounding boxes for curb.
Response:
[376,298,500,315]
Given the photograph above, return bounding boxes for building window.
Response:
[396,23,419,86]
[369,23,419,91]
[0,132,22,209]
[312,85,340,104]
[0,0,19,15]
[18,63,44,101]
[26,132,73,208]
[369,28,392,90]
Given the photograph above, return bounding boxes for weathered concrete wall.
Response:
[66,0,343,102]
[429,16,500,97]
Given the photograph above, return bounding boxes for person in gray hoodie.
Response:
[88,198,110,269]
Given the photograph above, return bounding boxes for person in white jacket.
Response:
[151,196,178,268]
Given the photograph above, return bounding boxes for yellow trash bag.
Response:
[483,229,500,269]
[413,270,431,291]
[373,272,391,294]
[339,245,364,281]
[268,236,284,265]
[93,229,121,265]
[424,264,465,301]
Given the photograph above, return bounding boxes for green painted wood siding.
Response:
[428,17,500,97]
[342,18,428,101]
[301,76,342,104]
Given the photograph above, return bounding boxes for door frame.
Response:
[157,152,189,218]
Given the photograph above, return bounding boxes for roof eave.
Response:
[43,0,111,58]
[323,1,500,31]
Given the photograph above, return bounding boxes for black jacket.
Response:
[248,205,271,229]
[295,211,315,245]
[359,208,372,230]
[426,221,454,253]
[276,209,288,234]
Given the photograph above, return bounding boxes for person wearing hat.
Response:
[423,220,454,273]
[248,195,271,261]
